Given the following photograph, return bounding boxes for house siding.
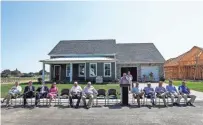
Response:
[51,62,116,83]
[86,62,115,83]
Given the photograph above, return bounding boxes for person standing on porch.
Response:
[126,71,133,91]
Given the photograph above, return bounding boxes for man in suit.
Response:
[23,81,35,106]
[35,82,49,106]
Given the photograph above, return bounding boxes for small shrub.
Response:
[38,78,42,84]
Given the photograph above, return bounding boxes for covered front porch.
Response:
[39,57,117,83]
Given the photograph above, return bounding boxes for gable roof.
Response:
[116,43,165,63]
[48,39,116,55]
[48,39,165,63]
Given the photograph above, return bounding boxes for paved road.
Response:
[1,101,203,125]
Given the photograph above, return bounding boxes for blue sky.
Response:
[2,1,203,73]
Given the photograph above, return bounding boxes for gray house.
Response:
[40,39,165,83]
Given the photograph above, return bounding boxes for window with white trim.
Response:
[104,63,111,77]
[66,64,70,77]
[79,64,85,77]
[89,63,97,77]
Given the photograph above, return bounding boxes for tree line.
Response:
[1,68,49,77]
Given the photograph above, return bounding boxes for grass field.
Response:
[1,82,120,98]
[166,80,203,92]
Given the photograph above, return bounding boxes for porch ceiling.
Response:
[39,57,116,64]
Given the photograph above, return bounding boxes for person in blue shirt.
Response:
[166,80,182,106]
[155,81,168,107]
[132,82,144,107]
[178,81,196,106]
[143,83,155,105]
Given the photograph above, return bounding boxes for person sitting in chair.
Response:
[1,82,22,107]
[82,82,98,109]
[143,82,155,105]
[47,82,58,106]
[23,81,35,107]
[178,81,196,106]
[166,80,182,106]
[132,82,144,107]
[155,81,168,107]
[35,82,49,106]
[69,81,82,108]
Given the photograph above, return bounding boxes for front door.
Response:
[54,65,61,81]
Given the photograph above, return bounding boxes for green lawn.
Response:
[1,82,120,98]
[166,80,203,92]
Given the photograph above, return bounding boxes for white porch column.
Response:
[85,62,86,81]
[115,61,117,80]
[49,64,51,81]
[70,63,73,82]
[42,62,45,82]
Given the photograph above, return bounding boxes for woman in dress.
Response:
[47,82,58,105]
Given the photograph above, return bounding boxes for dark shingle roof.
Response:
[116,43,165,63]
[48,39,116,55]
[48,40,165,63]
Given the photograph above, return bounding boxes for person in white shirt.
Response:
[1,82,22,106]
[69,81,82,108]
[82,82,98,109]
[131,82,144,107]
[127,71,133,91]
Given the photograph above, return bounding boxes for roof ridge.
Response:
[116,43,153,45]
[60,39,116,42]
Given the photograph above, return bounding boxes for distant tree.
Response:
[28,72,35,77]
[11,68,22,77]
[39,70,47,75]
[1,69,11,77]
[34,72,40,76]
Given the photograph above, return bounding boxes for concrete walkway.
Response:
[2,101,203,125]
